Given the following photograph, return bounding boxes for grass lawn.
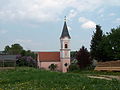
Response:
[0,67,120,90]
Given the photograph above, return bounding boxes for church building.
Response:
[37,18,71,72]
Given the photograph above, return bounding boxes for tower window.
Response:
[65,44,68,48]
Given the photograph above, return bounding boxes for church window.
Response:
[65,44,68,48]
[64,63,68,67]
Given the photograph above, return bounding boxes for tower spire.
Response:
[60,17,71,39]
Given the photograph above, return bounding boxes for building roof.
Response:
[0,55,17,61]
[38,52,60,62]
[60,21,71,39]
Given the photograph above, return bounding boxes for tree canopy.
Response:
[4,44,23,55]
[90,25,103,61]
[76,46,91,69]
[98,26,120,61]
[90,25,120,61]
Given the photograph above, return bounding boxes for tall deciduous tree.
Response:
[90,25,103,61]
[108,27,120,60]
[4,44,23,55]
[10,44,23,54]
[76,46,91,69]
[4,45,10,54]
[98,26,120,61]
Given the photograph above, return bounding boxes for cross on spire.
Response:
[64,16,67,22]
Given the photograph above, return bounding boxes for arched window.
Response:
[65,44,68,48]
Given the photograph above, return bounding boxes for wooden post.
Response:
[3,59,4,69]
[14,60,16,69]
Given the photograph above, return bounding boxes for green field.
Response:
[0,67,120,90]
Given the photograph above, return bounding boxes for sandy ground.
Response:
[88,75,120,80]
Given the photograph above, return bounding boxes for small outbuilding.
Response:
[0,55,17,69]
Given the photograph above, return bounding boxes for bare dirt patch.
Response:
[88,75,120,80]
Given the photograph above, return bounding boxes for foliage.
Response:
[16,55,37,67]
[0,67,120,90]
[4,44,23,55]
[97,26,120,61]
[71,59,78,64]
[21,50,37,59]
[68,64,80,71]
[70,51,77,60]
[3,43,37,67]
[90,25,103,61]
[97,35,114,61]
[4,45,10,54]
[48,64,57,71]
[76,46,92,69]
[107,27,120,60]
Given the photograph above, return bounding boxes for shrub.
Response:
[68,64,80,71]
[48,64,57,71]
[76,46,92,69]
[84,65,95,70]
[16,55,37,67]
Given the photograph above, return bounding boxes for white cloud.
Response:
[15,39,42,50]
[106,0,120,6]
[100,14,104,18]
[0,29,8,34]
[116,18,120,23]
[16,39,32,43]
[78,17,96,29]
[0,0,73,22]
[97,8,104,18]
[0,0,119,22]
[68,9,77,20]
[78,17,88,23]
[109,13,116,16]
[81,21,96,29]
[98,8,104,14]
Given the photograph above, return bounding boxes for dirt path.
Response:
[88,75,120,80]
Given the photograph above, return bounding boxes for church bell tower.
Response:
[60,17,71,72]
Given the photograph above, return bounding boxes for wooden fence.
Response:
[0,60,16,70]
[95,60,120,71]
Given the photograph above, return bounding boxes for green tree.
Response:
[97,35,113,61]
[108,27,120,60]
[90,25,103,61]
[98,26,120,61]
[10,44,23,54]
[4,45,10,54]
[70,51,77,60]
[21,50,26,56]
[20,50,36,59]
[76,46,91,69]
[4,43,37,67]
[4,44,23,55]
[25,50,37,59]
[48,64,57,71]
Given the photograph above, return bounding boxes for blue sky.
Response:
[0,0,120,51]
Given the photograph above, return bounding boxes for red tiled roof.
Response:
[38,52,60,62]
